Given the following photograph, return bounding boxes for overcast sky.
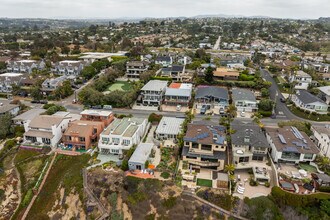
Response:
[1,0,329,19]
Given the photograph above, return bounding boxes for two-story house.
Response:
[160,65,185,81]
[126,61,149,79]
[232,88,258,112]
[52,60,86,76]
[80,109,114,127]
[41,75,68,93]
[22,112,80,150]
[265,126,319,164]
[155,56,172,67]
[231,120,270,168]
[0,73,25,93]
[6,60,45,74]
[139,80,168,106]
[318,86,330,105]
[98,117,148,156]
[164,83,192,107]
[62,120,104,151]
[182,122,227,171]
[155,116,185,142]
[195,86,229,108]
[311,125,330,159]
[289,70,312,90]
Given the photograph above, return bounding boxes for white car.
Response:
[240,112,246,117]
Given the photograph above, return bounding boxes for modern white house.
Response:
[128,143,154,170]
[231,88,258,112]
[291,90,328,113]
[138,80,168,106]
[265,126,319,164]
[126,61,149,79]
[231,120,270,168]
[52,60,86,76]
[289,70,312,90]
[98,117,148,156]
[22,112,80,149]
[311,125,330,159]
[155,116,184,141]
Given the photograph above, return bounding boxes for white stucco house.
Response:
[311,125,330,159]
[289,70,312,90]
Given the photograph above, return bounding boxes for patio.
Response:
[277,163,312,179]
[233,170,273,199]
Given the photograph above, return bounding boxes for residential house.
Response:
[0,103,20,116]
[213,67,240,80]
[320,73,330,82]
[289,70,312,90]
[155,116,184,142]
[164,83,192,106]
[160,65,185,81]
[291,90,328,113]
[13,108,45,125]
[231,120,270,168]
[6,60,45,74]
[312,173,330,189]
[195,86,229,108]
[0,73,25,93]
[138,80,168,106]
[98,117,148,155]
[128,143,154,170]
[155,56,172,67]
[41,75,68,93]
[126,61,149,79]
[310,63,329,73]
[62,120,104,151]
[318,86,330,104]
[79,52,127,63]
[22,112,80,149]
[311,125,330,158]
[182,122,227,171]
[80,109,114,127]
[52,60,86,76]
[265,126,319,163]
[232,88,258,112]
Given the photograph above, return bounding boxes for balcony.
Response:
[187,160,220,167]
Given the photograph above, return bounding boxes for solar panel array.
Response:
[278,134,287,144]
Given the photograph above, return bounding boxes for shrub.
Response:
[258,110,272,117]
[319,186,330,193]
[249,179,258,186]
[160,171,170,179]
[265,182,270,187]
[22,189,33,207]
[121,160,129,171]
[148,113,163,123]
[162,196,177,208]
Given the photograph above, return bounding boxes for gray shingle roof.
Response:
[231,120,270,148]
[195,86,229,100]
[232,88,256,102]
[296,90,326,104]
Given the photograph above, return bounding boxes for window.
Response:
[304,154,313,160]
[239,157,249,163]
[201,144,212,151]
[192,143,199,149]
[123,139,130,146]
[42,138,51,144]
[79,137,85,142]
[112,138,120,145]
[102,137,109,143]
[252,155,264,161]
[111,149,119,154]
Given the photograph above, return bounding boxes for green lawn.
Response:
[107,81,132,92]
[299,163,317,173]
[197,178,213,187]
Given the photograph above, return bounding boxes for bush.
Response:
[265,182,270,187]
[162,196,177,208]
[160,171,170,179]
[148,113,163,123]
[319,186,330,193]
[22,189,33,207]
[249,179,258,186]
[258,110,272,117]
[121,159,129,171]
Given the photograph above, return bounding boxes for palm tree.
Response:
[317,156,330,171]
[224,164,236,175]
[226,104,237,118]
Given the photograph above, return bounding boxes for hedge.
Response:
[271,186,330,208]
[258,110,272,117]
[319,186,330,193]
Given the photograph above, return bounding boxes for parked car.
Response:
[240,111,246,117]
[103,105,112,110]
[92,105,102,109]
[39,100,48,104]
[31,100,40,104]
[280,97,286,103]
[176,105,181,111]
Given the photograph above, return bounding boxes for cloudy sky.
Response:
[1,0,329,19]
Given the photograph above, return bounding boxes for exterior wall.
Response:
[128,161,145,170]
[312,128,330,158]
[234,100,258,112]
[141,90,166,105]
[292,95,328,113]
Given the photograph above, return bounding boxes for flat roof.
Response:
[141,80,168,91]
[102,117,145,137]
[155,117,184,135]
[0,73,23,77]
[128,143,154,164]
[80,109,113,117]
[232,88,256,102]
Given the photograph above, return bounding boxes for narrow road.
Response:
[83,169,109,220]
[213,36,221,50]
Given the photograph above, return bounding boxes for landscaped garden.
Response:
[107,81,132,92]
[197,178,213,187]
[288,105,330,121]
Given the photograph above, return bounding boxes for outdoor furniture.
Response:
[299,169,308,177]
